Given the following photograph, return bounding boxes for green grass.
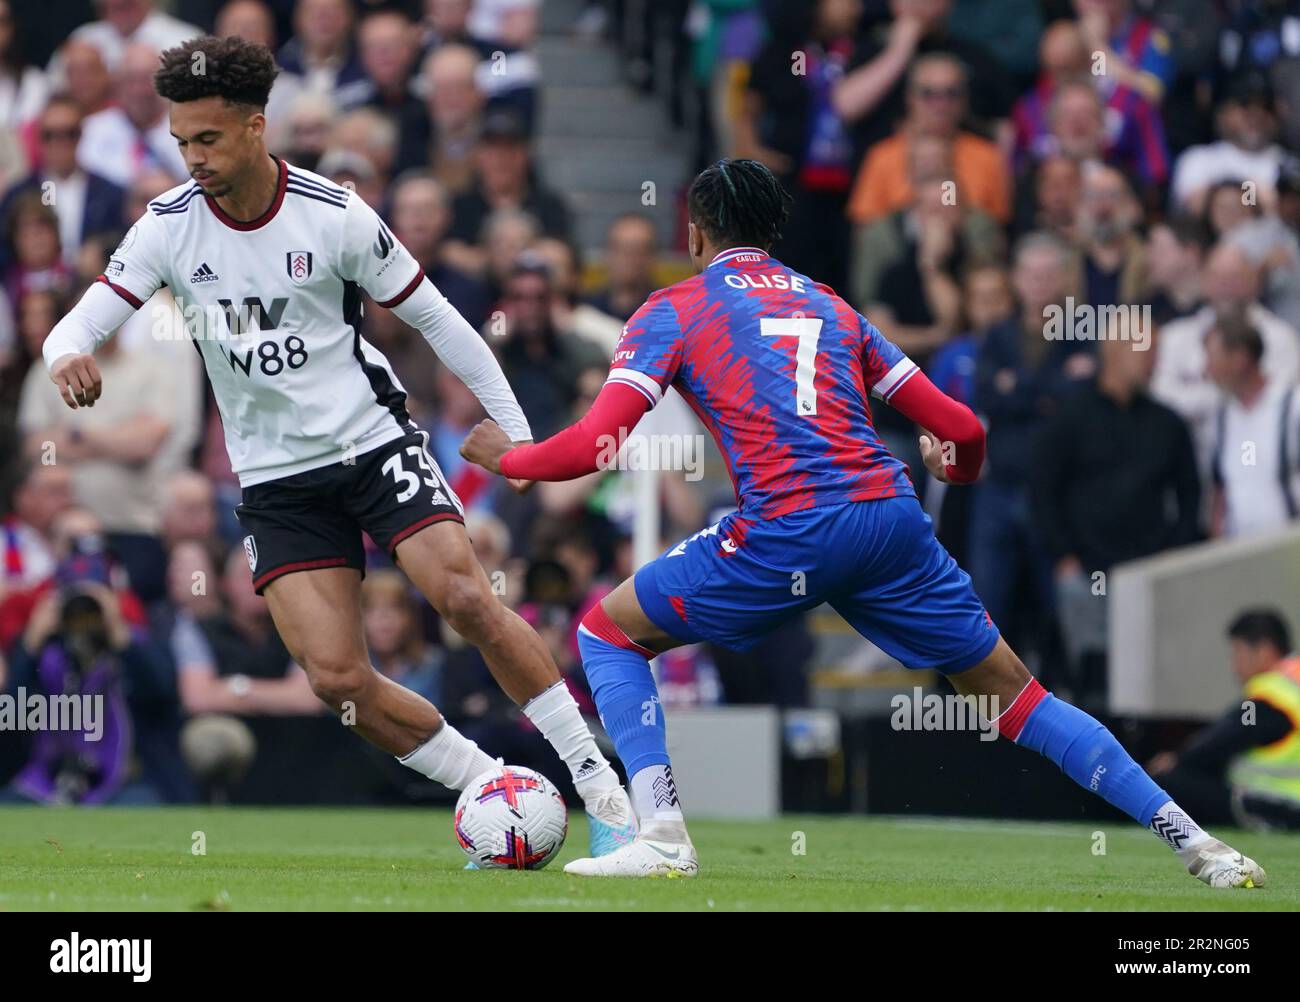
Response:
[0,807,1296,911]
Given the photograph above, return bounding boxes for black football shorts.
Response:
[234,429,465,594]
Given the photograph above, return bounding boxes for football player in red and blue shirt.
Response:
[461,159,1266,887]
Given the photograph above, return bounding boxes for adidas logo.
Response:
[190,262,219,284]
[575,757,600,779]
[431,489,448,505]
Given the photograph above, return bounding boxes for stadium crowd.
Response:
[0,0,1298,806]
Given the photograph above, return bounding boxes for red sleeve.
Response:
[887,371,986,483]
[499,380,652,481]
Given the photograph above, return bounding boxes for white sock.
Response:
[523,681,617,801]
[630,764,683,822]
[1149,800,1212,860]
[398,721,498,791]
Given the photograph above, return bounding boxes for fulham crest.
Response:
[286,250,313,285]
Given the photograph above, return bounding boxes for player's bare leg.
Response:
[262,567,501,790]
[561,576,699,877]
[949,636,1265,888]
[393,520,636,852]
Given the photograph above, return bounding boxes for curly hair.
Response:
[154,35,279,110]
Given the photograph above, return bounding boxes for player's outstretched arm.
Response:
[460,380,651,482]
[43,280,140,409]
[888,370,986,484]
[388,279,535,443]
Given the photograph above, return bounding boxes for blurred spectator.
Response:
[1205,316,1300,539]
[361,569,444,706]
[55,0,200,73]
[5,575,154,804]
[1201,177,1262,241]
[394,43,485,190]
[1223,210,1300,325]
[1148,609,1300,830]
[1074,0,1175,107]
[1147,0,1220,157]
[159,470,217,552]
[1145,216,1210,325]
[1171,71,1285,215]
[3,194,70,305]
[18,299,193,601]
[833,0,1014,149]
[316,146,384,212]
[926,262,1013,566]
[1012,153,1082,243]
[1076,164,1146,309]
[276,0,367,106]
[215,0,304,135]
[1012,20,1090,172]
[329,107,398,193]
[277,90,336,173]
[1,287,60,412]
[1151,242,1300,478]
[469,0,541,49]
[422,0,492,53]
[390,169,491,330]
[0,506,148,651]
[344,8,424,117]
[0,94,125,273]
[445,108,572,267]
[929,263,1013,407]
[846,53,1009,228]
[477,205,539,297]
[76,42,188,188]
[1072,0,1173,188]
[1034,328,1200,703]
[186,545,321,715]
[585,212,658,323]
[491,256,606,438]
[532,235,622,356]
[971,232,1095,659]
[853,133,1002,357]
[1044,81,1107,167]
[739,0,865,290]
[58,39,113,119]
[0,0,48,185]
[1,460,71,593]
[863,135,993,358]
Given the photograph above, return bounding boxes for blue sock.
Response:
[1015,691,1170,826]
[576,618,668,781]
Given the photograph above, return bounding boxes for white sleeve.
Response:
[337,189,425,306]
[44,209,170,368]
[388,278,533,443]
[43,280,141,369]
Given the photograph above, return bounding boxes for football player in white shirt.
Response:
[42,35,636,857]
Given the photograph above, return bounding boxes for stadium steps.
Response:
[533,8,689,251]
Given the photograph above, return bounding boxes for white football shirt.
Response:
[50,156,529,487]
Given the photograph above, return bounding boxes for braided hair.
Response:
[687,158,792,251]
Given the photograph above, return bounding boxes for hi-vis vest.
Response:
[1229,657,1300,804]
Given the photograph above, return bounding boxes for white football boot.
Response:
[1183,838,1267,888]
[584,784,639,856]
[564,820,698,877]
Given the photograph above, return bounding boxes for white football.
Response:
[454,765,568,870]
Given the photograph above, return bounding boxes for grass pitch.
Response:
[0,806,1296,911]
